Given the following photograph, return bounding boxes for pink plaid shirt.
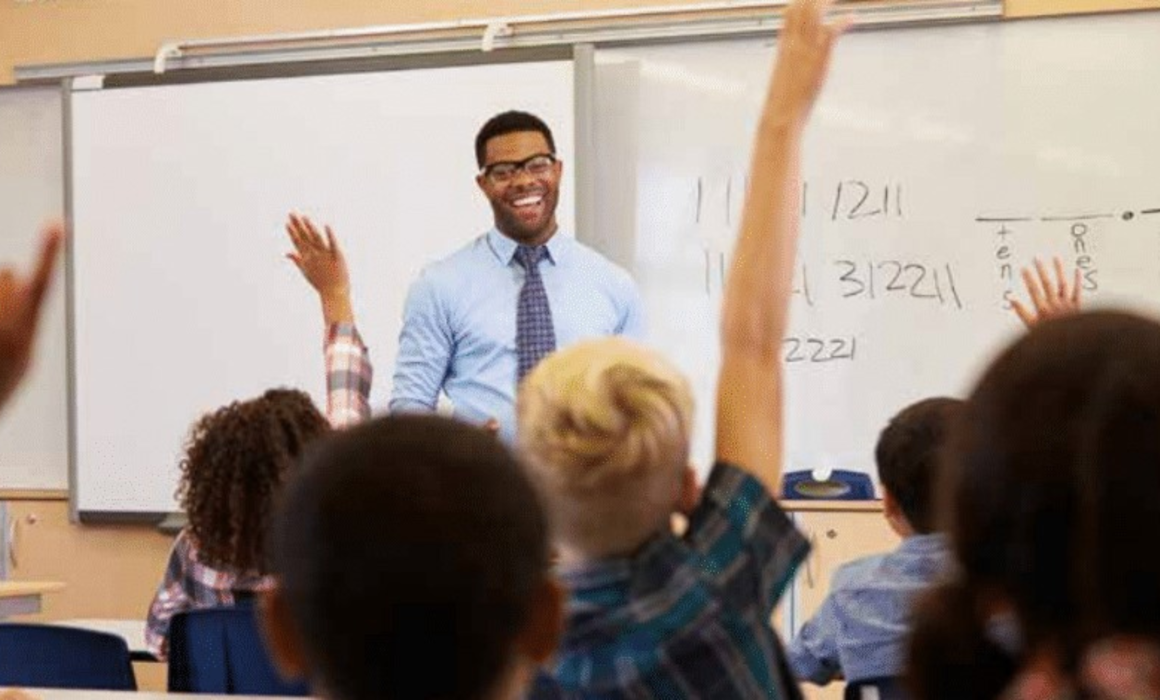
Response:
[144,323,374,658]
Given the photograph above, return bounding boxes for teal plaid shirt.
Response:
[538,463,810,700]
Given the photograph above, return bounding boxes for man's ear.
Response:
[517,576,565,665]
[258,585,310,681]
[476,173,490,195]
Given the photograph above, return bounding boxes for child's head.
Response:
[516,337,696,560]
[262,414,562,700]
[875,397,964,537]
[179,387,328,573]
[909,311,1160,699]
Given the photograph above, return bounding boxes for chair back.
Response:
[844,676,908,700]
[167,605,309,696]
[0,623,136,690]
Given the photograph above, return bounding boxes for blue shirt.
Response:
[543,462,810,700]
[787,533,948,685]
[389,229,645,443]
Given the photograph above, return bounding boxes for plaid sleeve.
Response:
[144,532,195,660]
[687,462,810,616]
[326,322,373,429]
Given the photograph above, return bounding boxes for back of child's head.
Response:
[908,311,1160,700]
[268,414,554,700]
[875,397,964,534]
[179,387,328,573]
[516,337,695,559]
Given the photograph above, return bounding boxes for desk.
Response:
[53,619,154,661]
[1,690,306,699]
[0,581,64,618]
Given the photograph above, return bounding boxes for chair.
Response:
[0,623,136,690]
[167,604,309,695]
[844,677,908,700]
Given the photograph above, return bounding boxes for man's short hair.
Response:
[875,397,964,534]
[475,111,557,168]
[270,414,550,700]
[517,337,694,558]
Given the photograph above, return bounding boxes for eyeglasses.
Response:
[481,154,557,185]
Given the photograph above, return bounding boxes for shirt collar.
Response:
[897,532,946,556]
[486,227,571,267]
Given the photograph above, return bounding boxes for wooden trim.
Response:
[782,499,884,512]
[0,489,68,501]
[1005,0,1160,17]
[0,580,66,597]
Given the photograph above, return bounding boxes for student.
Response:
[1010,256,1082,328]
[513,1,847,696]
[0,221,61,415]
[787,397,963,686]
[906,304,1160,699]
[143,388,330,658]
[259,414,564,700]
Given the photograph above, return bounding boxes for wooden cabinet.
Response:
[3,499,174,621]
[782,503,900,700]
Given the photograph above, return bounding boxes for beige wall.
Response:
[1007,0,1160,17]
[0,0,1155,84]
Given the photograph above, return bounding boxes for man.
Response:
[287,111,644,441]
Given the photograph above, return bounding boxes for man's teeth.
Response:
[513,196,543,207]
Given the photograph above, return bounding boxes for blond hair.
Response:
[516,337,694,558]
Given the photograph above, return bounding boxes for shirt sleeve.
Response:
[687,462,810,617]
[389,273,453,414]
[144,533,195,660]
[787,584,844,684]
[615,273,647,341]
[325,322,373,429]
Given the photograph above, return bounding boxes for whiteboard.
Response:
[594,13,1160,482]
[71,60,575,514]
[0,86,67,491]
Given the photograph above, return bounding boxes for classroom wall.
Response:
[0,0,1153,685]
[0,0,1154,84]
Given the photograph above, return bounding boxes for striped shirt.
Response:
[144,323,371,658]
[545,463,810,700]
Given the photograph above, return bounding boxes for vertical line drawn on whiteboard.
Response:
[725,177,732,227]
[695,177,703,224]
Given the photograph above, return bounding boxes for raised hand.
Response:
[1011,257,1081,329]
[285,213,354,325]
[0,222,63,413]
[763,0,851,131]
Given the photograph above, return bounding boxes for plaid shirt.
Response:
[144,323,373,658]
[540,463,810,700]
[306,325,811,698]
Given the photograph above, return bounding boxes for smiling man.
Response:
[386,111,644,440]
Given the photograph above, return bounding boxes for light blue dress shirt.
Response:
[787,533,948,685]
[389,228,645,443]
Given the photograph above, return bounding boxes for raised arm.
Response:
[0,221,63,414]
[286,213,372,427]
[1010,256,1081,328]
[715,0,847,495]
